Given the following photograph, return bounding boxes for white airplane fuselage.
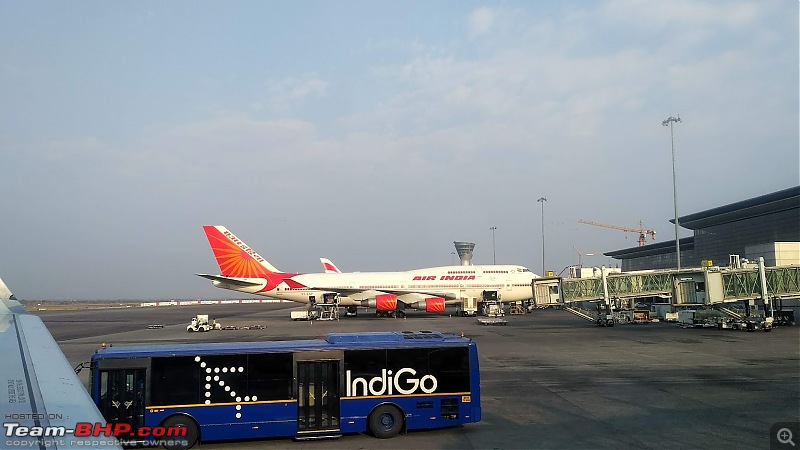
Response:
[200,225,537,312]
[214,265,536,306]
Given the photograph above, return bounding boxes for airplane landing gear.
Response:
[375,310,406,318]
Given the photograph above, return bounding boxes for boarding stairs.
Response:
[564,306,596,323]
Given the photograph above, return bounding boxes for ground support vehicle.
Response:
[187,315,221,332]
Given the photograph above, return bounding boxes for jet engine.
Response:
[361,293,397,311]
[408,297,446,313]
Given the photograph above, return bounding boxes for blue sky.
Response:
[0,1,797,300]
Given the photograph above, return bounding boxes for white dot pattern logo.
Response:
[193,355,258,421]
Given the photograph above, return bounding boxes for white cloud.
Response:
[602,0,762,29]
[253,73,329,112]
[468,7,496,37]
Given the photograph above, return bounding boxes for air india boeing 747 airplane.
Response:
[198,226,538,316]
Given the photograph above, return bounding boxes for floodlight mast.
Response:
[662,115,682,269]
[537,197,547,274]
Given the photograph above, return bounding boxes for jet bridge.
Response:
[535,259,800,325]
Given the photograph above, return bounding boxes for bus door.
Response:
[294,351,342,434]
[97,368,146,433]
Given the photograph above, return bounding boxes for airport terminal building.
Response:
[605,186,800,271]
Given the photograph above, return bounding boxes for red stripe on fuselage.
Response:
[283,278,308,289]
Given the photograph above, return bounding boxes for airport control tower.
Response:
[453,241,475,266]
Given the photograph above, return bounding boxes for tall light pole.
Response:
[662,115,682,269]
[537,197,547,274]
[489,226,497,264]
[573,246,594,267]
[451,251,456,265]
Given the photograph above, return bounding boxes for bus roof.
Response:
[92,331,473,360]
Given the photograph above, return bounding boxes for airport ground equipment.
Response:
[457,297,478,316]
[480,291,504,317]
[509,303,526,315]
[564,306,595,322]
[595,301,614,327]
[187,314,221,332]
[772,309,795,326]
[578,219,656,247]
[616,310,651,324]
[316,292,340,320]
[633,310,650,323]
[291,293,341,321]
[478,318,508,326]
[291,308,315,321]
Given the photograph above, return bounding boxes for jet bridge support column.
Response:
[595,266,614,327]
[759,257,774,330]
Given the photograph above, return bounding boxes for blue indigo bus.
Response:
[90,331,480,448]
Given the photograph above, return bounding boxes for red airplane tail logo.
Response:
[203,226,275,278]
[202,226,304,292]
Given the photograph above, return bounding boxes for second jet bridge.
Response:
[534,260,800,312]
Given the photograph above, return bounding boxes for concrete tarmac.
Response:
[36,304,800,449]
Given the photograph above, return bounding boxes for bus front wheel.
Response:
[369,404,403,439]
[160,414,199,450]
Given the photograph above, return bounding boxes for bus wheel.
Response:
[160,414,199,450]
[369,404,403,439]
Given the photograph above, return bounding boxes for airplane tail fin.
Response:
[0,277,25,315]
[202,226,283,278]
[320,258,342,274]
[0,277,16,300]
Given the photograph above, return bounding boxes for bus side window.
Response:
[428,348,470,392]
[100,371,108,402]
[151,356,200,406]
[344,349,387,395]
[247,353,293,401]
[387,348,429,375]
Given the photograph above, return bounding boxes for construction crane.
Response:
[578,219,656,247]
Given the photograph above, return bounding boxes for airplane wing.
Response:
[0,277,121,449]
[196,273,265,287]
[395,292,460,303]
[385,289,458,301]
[328,287,458,301]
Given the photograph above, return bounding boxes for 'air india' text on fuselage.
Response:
[413,275,476,281]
